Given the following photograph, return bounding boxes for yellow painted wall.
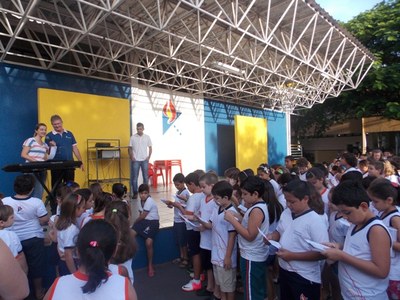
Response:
[234,115,268,172]
[38,88,130,191]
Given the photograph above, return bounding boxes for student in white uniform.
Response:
[169,173,190,268]
[132,183,159,277]
[368,178,400,299]
[225,176,269,300]
[195,172,219,297]
[171,172,205,292]
[75,188,94,228]
[44,219,137,300]
[2,174,50,300]
[326,189,350,300]
[209,181,238,300]
[105,201,137,284]
[306,167,330,214]
[0,205,28,273]
[262,180,284,300]
[56,193,86,275]
[323,180,391,300]
[268,179,329,300]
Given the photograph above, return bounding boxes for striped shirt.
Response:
[23,137,49,162]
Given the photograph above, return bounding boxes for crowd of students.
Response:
[0,176,142,299]
[161,150,400,300]
[1,148,400,300]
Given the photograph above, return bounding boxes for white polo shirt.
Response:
[57,223,79,260]
[277,209,329,283]
[129,133,152,161]
[199,195,218,250]
[142,197,159,221]
[0,230,22,257]
[2,196,48,241]
[48,271,129,300]
[185,192,204,231]
[210,205,237,268]
[328,212,349,245]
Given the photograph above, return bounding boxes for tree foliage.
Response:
[293,0,400,138]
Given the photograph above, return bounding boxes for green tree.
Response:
[293,0,400,138]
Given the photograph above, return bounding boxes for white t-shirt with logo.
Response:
[2,196,48,241]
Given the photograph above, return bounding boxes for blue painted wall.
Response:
[204,99,287,174]
[0,63,131,196]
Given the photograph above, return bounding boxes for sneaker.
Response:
[189,272,206,281]
[182,279,202,292]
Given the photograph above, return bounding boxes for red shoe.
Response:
[182,279,202,292]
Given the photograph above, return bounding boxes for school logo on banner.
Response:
[162,99,182,134]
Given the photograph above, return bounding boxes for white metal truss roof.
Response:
[0,0,374,113]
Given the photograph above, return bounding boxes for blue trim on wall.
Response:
[204,99,287,174]
[0,63,131,196]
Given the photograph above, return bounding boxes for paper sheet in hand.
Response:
[172,195,187,207]
[305,239,329,252]
[161,199,169,204]
[257,228,281,250]
[196,215,208,223]
[179,213,199,227]
[238,204,248,213]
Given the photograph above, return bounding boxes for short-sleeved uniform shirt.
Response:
[45,130,77,161]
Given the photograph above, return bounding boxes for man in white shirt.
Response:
[128,123,152,198]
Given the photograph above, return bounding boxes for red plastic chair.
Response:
[166,159,182,183]
[149,162,165,187]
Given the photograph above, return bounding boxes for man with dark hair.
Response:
[128,122,152,199]
[339,152,362,183]
[284,155,295,170]
[45,114,84,187]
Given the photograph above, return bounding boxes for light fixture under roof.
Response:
[211,61,246,76]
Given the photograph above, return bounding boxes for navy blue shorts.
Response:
[133,219,159,239]
[200,248,212,270]
[186,230,201,257]
[173,222,187,247]
[21,237,45,279]
[266,254,276,266]
[279,267,320,300]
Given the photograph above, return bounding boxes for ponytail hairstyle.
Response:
[283,179,324,215]
[368,178,399,205]
[306,167,328,188]
[104,201,137,263]
[257,163,273,180]
[34,123,47,136]
[262,180,283,224]
[238,168,254,186]
[89,183,103,204]
[112,183,127,200]
[77,220,117,294]
[75,188,93,209]
[93,192,113,214]
[56,193,85,230]
[240,175,265,197]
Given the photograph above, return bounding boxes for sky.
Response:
[316,0,383,22]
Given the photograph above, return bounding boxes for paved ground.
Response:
[134,262,244,300]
